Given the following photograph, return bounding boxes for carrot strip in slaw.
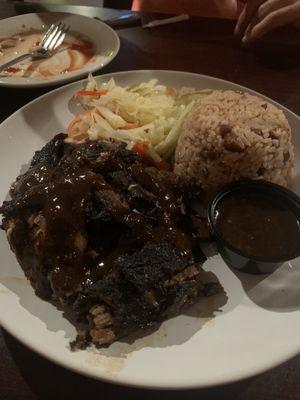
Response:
[75,89,109,97]
[166,86,175,95]
[67,109,95,138]
[132,142,170,170]
[132,142,148,156]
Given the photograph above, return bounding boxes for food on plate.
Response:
[68,79,294,192]
[214,190,300,259]
[1,76,295,350]
[67,77,212,164]
[0,134,220,348]
[174,90,294,192]
[0,31,95,78]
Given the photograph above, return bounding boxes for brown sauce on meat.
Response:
[7,140,193,299]
[130,164,191,252]
[1,136,216,347]
[215,194,300,258]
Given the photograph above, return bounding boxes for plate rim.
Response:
[0,69,299,389]
[0,12,120,88]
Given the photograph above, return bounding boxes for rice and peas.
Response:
[68,76,294,192]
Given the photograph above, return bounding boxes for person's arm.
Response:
[235,0,300,43]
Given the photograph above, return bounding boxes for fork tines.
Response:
[43,22,70,52]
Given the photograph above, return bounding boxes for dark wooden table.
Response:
[1,3,300,399]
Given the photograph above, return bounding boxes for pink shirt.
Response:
[132,0,244,19]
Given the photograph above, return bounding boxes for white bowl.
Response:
[0,12,120,88]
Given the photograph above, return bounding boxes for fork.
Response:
[0,22,70,73]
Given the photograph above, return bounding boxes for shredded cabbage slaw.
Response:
[67,75,212,166]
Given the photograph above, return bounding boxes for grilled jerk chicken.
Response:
[0,134,219,349]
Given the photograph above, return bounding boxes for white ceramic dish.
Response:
[0,12,120,88]
[0,70,300,389]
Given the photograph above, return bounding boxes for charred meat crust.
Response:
[1,134,219,348]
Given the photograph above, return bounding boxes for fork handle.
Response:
[0,53,31,73]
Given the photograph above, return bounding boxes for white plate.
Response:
[0,70,300,389]
[0,12,120,88]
